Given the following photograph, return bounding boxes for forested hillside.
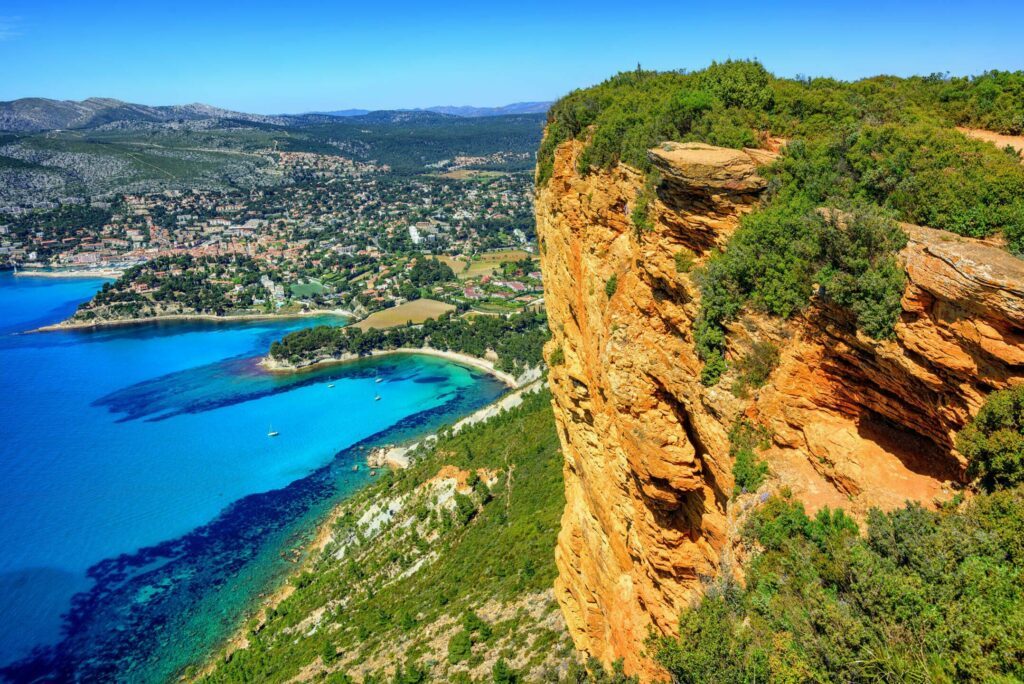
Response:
[0,111,544,208]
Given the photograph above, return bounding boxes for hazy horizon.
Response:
[2,0,1023,114]
[0,95,554,117]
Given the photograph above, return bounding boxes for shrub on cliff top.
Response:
[538,65,1024,250]
[957,386,1024,492]
[693,199,907,384]
[653,487,1024,682]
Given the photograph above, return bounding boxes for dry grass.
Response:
[462,249,531,278]
[437,169,507,180]
[354,298,455,330]
[437,255,469,277]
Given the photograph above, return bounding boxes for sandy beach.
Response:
[14,268,123,279]
[261,346,521,387]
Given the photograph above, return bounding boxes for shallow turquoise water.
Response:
[0,273,506,682]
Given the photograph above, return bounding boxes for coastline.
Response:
[367,377,543,469]
[192,378,545,680]
[31,309,355,333]
[13,268,123,279]
[260,347,521,388]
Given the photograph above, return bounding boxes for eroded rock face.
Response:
[536,140,1024,680]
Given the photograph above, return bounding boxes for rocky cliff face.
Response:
[536,140,1024,679]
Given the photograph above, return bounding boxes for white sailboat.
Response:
[267,424,279,437]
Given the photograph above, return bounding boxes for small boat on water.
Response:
[374,395,381,401]
[370,469,377,476]
[352,464,359,471]
[327,383,335,388]
[267,424,279,437]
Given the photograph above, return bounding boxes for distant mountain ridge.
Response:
[0,97,293,132]
[317,101,551,119]
[0,97,551,132]
[424,101,551,117]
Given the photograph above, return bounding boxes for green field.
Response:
[289,280,326,298]
[460,249,531,279]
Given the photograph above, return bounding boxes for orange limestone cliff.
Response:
[536,140,1024,679]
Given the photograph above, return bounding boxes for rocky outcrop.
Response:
[536,139,1024,680]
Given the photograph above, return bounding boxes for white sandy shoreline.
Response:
[260,346,520,387]
[13,268,123,279]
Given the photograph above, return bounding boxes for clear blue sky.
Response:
[2,0,1021,114]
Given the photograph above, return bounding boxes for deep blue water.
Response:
[0,273,506,682]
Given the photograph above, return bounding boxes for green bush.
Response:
[630,171,659,235]
[491,658,518,684]
[654,487,1024,682]
[694,201,907,383]
[957,386,1024,492]
[673,248,696,274]
[731,340,780,398]
[547,345,564,367]
[453,492,477,526]
[695,59,775,111]
[604,273,618,298]
[729,419,771,495]
[447,630,472,664]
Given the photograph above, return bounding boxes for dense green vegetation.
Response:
[730,340,779,399]
[539,63,1024,183]
[654,386,1024,682]
[695,201,908,384]
[728,418,770,496]
[957,386,1024,492]
[199,391,591,682]
[73,254,275,320]
[652,484,1024,683]
[539,61,1024,384]
[408,257,456,287]
[269,310,549,375]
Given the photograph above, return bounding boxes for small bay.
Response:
[0,273,506,682]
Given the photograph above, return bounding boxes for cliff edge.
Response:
[537,139,1024,679]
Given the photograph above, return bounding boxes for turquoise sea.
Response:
[0,273,506,682]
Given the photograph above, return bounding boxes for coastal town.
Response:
[1,146,545,324]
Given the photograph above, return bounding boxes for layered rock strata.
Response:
[537,140,1024,679]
